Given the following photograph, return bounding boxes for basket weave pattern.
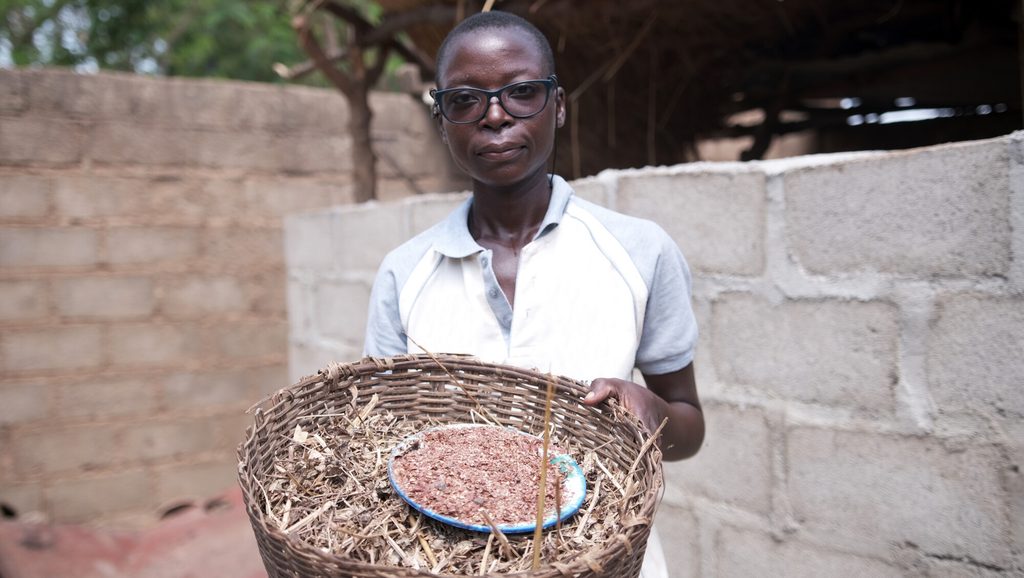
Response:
[237,354,663,577]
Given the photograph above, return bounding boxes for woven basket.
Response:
[237,354,663,578]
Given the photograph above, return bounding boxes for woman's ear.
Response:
[434,106,449,144]
[555,86,567,129]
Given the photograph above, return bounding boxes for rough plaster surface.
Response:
[785,139,1011,276]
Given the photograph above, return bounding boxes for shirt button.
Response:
[489,288,499,298]
[481,256,489,267]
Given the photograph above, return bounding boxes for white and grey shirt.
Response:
[363,175,698,383]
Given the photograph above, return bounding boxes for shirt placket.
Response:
[477,250,514,345]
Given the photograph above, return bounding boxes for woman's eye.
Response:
[448,92,481,107]
[508,84,538,99]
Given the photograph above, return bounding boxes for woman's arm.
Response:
[583,363,704,461]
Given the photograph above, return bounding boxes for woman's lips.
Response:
[477,144,525,161]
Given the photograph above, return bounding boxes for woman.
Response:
[364,11,704,577]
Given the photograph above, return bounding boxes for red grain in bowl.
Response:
[391,425,565,527]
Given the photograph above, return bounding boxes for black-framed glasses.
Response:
[431,75,557,124]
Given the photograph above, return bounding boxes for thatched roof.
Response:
[378,0,1020,177]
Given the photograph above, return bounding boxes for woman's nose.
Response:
[481,96,512,128]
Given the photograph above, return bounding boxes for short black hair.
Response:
[435,11,556,86]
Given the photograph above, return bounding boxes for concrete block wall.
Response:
[286,132,1023,575]
[0,68,458,527]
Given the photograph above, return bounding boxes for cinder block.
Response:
[25,69,140,120]
[332,202,407,272]
[371,91,432,135]
[928,294,1024,416]
[120,418,221,461]
[154,78,286,131]
[193,130,281,171]
[276,133,353,174]
[251,271,288,317]
[53,175,149,219]
[287,277,311,339]
[919,558,1010,577]
[159,276,250,318]
[108,323,203,367]
[162,367,270,411]
[314,280,372,343]
[105,227,200,265]
[1,325,103,372]
[241,178,347,218]
[0,117,84,165]
[154,460,237,505]
[0,483,43,518]
[0,227,99,268]
[384,173,469,201]
[785,138,1011,276]
[716,525,903,577]
[0,382,51,425]
[21,68,85,115]
[279,84,349,136]
[208,319,288,361]
[712,294,898,414]
[0,69,26,113]
[54,276,154,318]
[47,469,152,522]
[146,175,244,221]
[0,174,51,218]
[377,177,423,201]
[567,176,611,207]
[284,210,337,271]
[663,402,772,515]
[248,363,290,398]
[60,71,138,119]
[617,169,767,276]
[0,280,49,321]
[89,123,194,167]
[653,504,700,578]
[289,340,358,383]
[284,84,352,135]
[12,424,120,475]
[204,227,284,271]
[1005,420,1024,562]
[408,194,469,236]
[56,377,159,420]
[377,128,453,180]
[788,427,1011,566]
[218,408,261,447]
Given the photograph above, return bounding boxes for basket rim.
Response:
[237,354,664,577]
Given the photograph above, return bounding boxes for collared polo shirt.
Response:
[363,175,697,382]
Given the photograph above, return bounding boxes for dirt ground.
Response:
[0,486,267,578]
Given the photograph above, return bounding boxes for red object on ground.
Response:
[0,486,268,578]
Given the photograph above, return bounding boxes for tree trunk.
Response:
[349,85,377,203]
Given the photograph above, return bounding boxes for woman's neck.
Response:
[469,173,551,248]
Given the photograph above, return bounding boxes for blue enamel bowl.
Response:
[387,424,587,534]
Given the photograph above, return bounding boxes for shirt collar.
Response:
[433,175,574,258]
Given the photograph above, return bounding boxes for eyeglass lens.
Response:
[438,80,551,123]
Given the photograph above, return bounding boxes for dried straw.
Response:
[238,354,664,577]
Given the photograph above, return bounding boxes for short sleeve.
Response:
[634,228,698,375]
[363,257,407,357]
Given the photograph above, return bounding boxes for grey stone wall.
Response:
[285,132,1024,575]
[0,68,459,527]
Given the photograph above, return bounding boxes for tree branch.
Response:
[293,14,355,96]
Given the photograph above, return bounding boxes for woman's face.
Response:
[436,27,565,191]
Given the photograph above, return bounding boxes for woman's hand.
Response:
[583,378,668,436]
[582,363,704,461]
